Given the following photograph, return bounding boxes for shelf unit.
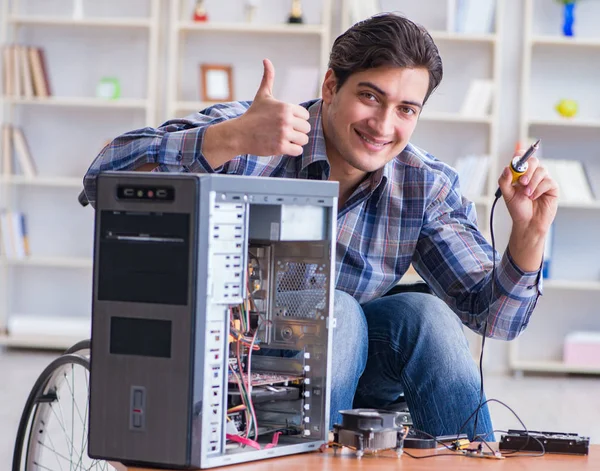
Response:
[510,0,600,375]
[0,0,161,349]
[166,0,332,117]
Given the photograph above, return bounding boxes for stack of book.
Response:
[448,0,496,34]
[0,210,30,259]
[1,124,38,178]
[454,154,490,199]
[2,44,52,98]
[542,159,595,204]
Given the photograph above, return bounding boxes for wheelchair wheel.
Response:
[12,353,115,471]
[64,339,91,356]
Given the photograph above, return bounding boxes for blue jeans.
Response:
[330,289,494,440]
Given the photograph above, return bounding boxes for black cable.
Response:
[469,194,500,439]
[458,194,543,458]
[403,450,465,459]
[405,192,545,460]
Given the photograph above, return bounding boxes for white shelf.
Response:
[177,21,326,35]
[557,200,600,210]
[512,360,600,375]
[420,111,492,124]
[531,35,600,48]
[429,30,496,43]
[528,117,600,129]
[8,15,152,28]
[543,279,600,291]
[7,256,93,269]
[0,332,86,350]
[4,96,149,109]
[0,176,82,188]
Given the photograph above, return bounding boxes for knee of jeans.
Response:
[333,290,368,356]
[367,292,466,347]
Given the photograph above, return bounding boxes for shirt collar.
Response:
[299,99,330,178]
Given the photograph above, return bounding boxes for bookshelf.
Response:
[166,0,333,117]
[510,0,600,375]
[0,0,161,349]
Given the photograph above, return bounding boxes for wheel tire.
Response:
[64,339,91,356]
[12,353,109,471]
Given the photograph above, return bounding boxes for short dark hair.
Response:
[328,13,443,103]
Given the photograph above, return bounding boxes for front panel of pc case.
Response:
[88,172,338,469]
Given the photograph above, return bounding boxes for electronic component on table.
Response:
[403,428,468,449]
[499,429,590,455]
[332,409,408,458]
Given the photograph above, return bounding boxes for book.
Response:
[19,45,35,99]
[12,126,37,178]
[542,223,553,279]
[2,45,14,96]
[0,211,13,256]
[12,44,22,98]
[1,124,13,175]
[20,212,31,257]
[446,0,457,32]
[454,154,490,199]
[29,47,51,98]
[456,0,495,34]
[0,210,27,259]
[542,159,594,204]
[460,79,494,117]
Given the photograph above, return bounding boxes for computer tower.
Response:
[88,172,338,468]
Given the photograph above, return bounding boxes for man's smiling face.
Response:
[321,66,429,178]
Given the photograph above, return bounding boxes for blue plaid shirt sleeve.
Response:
[82,101,252,207]
[414,170,542,340]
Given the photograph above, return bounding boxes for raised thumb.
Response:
[255,58,275,99]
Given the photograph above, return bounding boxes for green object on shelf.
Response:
[96,77,121,100]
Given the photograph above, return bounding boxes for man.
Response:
[83,13,558,440]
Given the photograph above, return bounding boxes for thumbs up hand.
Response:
[237,59,311,157]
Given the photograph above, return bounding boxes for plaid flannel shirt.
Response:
[83,99,542,340]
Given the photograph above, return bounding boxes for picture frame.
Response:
[200,64,233,102]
